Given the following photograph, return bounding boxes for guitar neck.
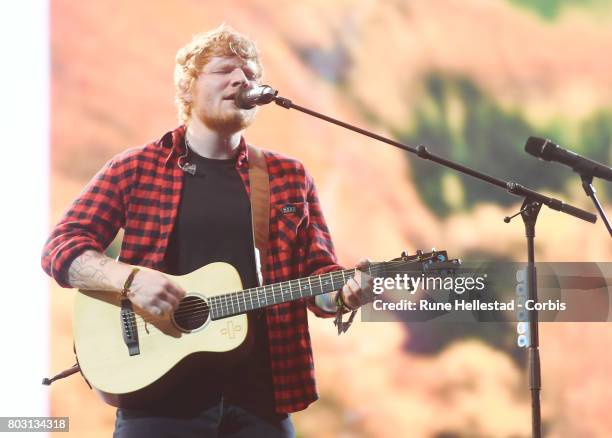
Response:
[209,263,384,320]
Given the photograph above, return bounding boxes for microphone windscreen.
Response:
[524,136,547,158]
[234,89,256,110]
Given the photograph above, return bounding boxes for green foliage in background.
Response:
[395,72,611,217]
[507,0,608,20]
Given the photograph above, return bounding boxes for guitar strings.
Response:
[127,262,395,327]
[79,259,454,346]
[112,259,454,334]
[122,259,451,332]
[122,267,367,331]
[171,259,449,319]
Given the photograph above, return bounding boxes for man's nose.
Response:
[230,68,249,87]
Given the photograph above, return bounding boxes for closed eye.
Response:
[213,66,257,79]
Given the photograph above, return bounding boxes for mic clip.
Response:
[181,162,197,175]
[177,151,197,175]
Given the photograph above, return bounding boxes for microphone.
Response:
[525,137,612,182]
[234,85,278,109]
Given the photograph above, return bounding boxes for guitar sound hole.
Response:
[172,295,209,332]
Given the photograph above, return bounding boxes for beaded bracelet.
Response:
[335,291,351,312]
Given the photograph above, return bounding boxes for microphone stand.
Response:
[272,95,597,438]
[580,174,612,236]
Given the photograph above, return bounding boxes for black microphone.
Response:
[234,85,278,109]
[525,137,612,182]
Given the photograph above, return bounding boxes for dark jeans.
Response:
[113,399,294,438]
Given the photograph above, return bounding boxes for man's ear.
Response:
[179,91,193,103]
[176,78,194,103]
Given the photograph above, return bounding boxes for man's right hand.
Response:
[128,270,186,317]
[67,250,185,318]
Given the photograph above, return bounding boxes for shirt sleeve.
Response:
[302,170,345,318]
[41,156,128,287]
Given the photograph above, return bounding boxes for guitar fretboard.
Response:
[208,264,384,320]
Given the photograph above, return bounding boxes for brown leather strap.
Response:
[121,267,140,298]
[248,145,270,286]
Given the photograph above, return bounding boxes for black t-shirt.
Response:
[163,146,275,415]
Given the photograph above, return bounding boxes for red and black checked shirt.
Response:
[42,125,343,413]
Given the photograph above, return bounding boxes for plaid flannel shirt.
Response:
[42,125,343,413]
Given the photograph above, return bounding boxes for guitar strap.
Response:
[247,145,270,286]
[247,145,355,335]
[247,145,356,335]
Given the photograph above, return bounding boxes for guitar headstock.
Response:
[391,248,448,262]
[385,249,461,275]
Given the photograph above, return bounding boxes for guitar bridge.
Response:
[120,299,140,356]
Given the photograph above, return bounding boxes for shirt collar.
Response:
[162,125,249,168]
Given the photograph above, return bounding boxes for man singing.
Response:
[42,24,372,437]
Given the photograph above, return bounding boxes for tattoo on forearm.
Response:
[68,251,117,290]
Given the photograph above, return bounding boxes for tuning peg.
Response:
[401,250,409,258]
[416,249,423,256]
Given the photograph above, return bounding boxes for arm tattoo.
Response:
[68,251,118,290]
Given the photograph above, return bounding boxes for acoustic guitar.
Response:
[73,250,458,407]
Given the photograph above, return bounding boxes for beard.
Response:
[195,105,257,134]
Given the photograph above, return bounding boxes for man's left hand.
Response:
[338,258,374,310]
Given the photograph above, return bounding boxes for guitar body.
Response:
[73,262,250,408]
